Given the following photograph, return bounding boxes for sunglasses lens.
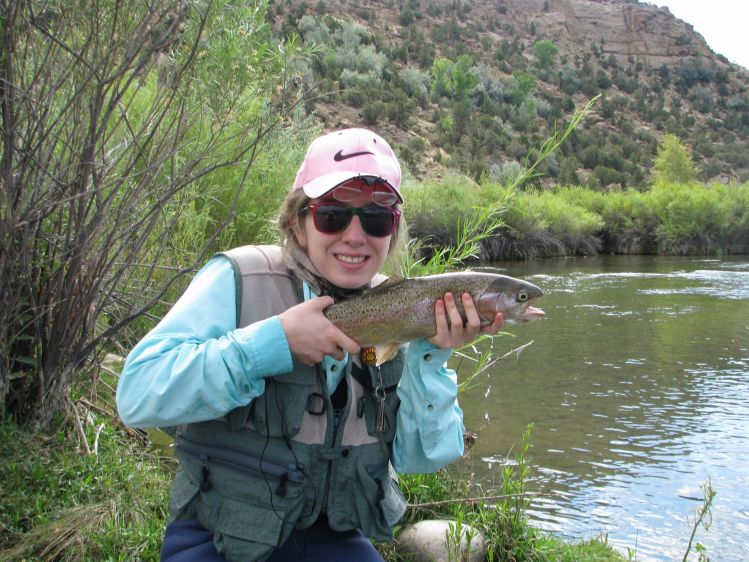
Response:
[309,205,398,237]
[330,181,399,207]
[331,185,360,203]
[312,205,352,234]
[360,206,396,237]
[371,188,398,207]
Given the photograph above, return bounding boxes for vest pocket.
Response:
[173,434,309,560]
[252,370,316,438]
[207,496,284,561]
[167,467,201,522]
[380,468,408,527]
[353,460,407,541]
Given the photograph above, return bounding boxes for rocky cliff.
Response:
[497,0,725,70]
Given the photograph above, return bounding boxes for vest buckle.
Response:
[306,392,326,416]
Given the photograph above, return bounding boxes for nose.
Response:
[341,215,367,243]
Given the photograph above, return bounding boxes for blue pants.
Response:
[161,518,385,561]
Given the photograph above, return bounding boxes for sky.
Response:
[653,1,749,70]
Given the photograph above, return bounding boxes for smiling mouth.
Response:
[336,254,367,265]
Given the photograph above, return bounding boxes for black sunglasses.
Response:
[302,204,401,237]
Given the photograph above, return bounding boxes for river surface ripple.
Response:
[456,256,749,562]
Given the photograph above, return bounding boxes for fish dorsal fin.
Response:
[467,266,506,274]
[364,275,407,294]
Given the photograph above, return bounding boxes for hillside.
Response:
[268,0,749,188]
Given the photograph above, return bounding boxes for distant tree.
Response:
[399,67,431,107]
[594,165,625,187]
[652,134,697,184]
[430,57,453,101]
[362,101,385,125]
[399,6,414,25]
[558,157,581,185]
[386,89,415,128]
[533,40,558,69]
[451,55,477,101]
[510,70,537,105]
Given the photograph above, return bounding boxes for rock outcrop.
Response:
[469,0,729,71]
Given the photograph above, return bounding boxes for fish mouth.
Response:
[505,303,544,323]
[520,305,545,321]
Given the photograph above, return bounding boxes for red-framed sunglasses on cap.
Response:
[330,178,399,207]
[302,203,401,238]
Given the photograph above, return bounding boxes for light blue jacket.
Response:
[116,255,465,473]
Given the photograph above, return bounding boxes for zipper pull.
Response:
[375,478,385,501]
[375,366,386,433]
[375,387,386,433]
[275,473,288,497]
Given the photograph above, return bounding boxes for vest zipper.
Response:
[176,432,304,485]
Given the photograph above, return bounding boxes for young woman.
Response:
[116,128,504,561]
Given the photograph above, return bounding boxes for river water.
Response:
[456,255,749,561]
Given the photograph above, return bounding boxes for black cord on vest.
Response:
[274,381,318,521]
[260,391,285,522]
[259,385,318,524]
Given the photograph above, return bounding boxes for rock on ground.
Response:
[397,519,487,562]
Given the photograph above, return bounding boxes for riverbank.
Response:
[0,400,628,561]
[403,179,749,260]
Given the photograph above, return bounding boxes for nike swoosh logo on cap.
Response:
[333,149,374,161]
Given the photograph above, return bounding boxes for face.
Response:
[294,182,396,289]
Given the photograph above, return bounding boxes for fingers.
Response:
[429,292,500,349]
[279,296,360,365]
[444,293,466,337]
[311,295,335,310]
[481,312,504,335]
[336,333,361,357]
[460,292,482,338]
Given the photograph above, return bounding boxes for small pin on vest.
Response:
[361,346,377,366]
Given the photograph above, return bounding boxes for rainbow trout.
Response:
[324,272,544,361]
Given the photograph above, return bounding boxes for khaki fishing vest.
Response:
[167,245,407,562]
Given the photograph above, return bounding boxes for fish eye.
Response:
[518,291,528,302]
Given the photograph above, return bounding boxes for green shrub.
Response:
[402,170,483,245]
[646,182,730,253]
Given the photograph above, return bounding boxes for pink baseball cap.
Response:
[293,128,403,203]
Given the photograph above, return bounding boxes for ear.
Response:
[292,216,308,249]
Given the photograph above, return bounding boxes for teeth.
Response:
[337,254,365,264]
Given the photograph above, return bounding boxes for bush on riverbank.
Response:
[403,176,749,260]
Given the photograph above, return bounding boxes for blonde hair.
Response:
[277,189,408,270]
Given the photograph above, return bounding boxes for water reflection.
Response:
[457,256,749,561]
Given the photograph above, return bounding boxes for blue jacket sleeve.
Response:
[116,255,294,428]
[391,339,465,473]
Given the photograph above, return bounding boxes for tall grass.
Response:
[0,418,170,560]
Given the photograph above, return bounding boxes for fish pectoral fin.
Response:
[375,342,402,366]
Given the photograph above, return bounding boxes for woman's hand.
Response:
[279,296,361,366]
[427,292,504,349]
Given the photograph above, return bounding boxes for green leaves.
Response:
[653,133,697,185]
